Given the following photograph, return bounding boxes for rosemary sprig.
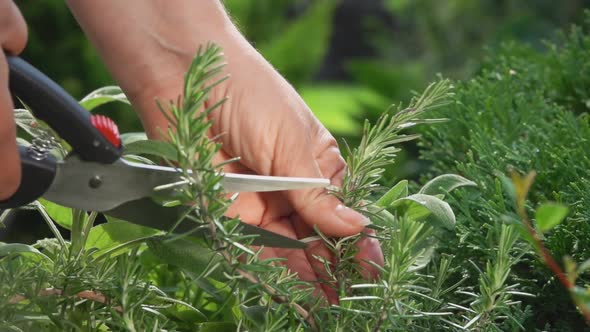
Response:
[336,79,454,208]
[321,79,454,325]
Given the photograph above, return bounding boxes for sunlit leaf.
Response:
[535,202,569,232]
[392,194,456,230]
[37,199,72,230]
[123,139,178,162]
[79,86,129,111]
[121,132,148,145]
[419,174,476,197]
[14,108,43,137]
[347,59,425,101]
[300,84,387,135]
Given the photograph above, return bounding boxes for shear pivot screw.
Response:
[89,175,103,189]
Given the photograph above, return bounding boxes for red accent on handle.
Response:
[90,114,121,148]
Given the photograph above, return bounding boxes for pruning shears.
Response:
[0,56,329,248]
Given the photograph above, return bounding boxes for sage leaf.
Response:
[79,86,129,110]
[37,199,72,230]
[124,139,179,162]
[121,132,148,145]
[376,180,409,207]
[535,202,569,232]
[146,235,224,280]
[0,243,51,262]
[86,220,160,254]
[419,174,476,197]
[14,108,47,138]
[241,305,267,325]
[392,194,456,230]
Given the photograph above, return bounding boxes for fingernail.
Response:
[335,205,371,227]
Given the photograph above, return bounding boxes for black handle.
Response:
[7,56,121,163]
[0,146,57,209]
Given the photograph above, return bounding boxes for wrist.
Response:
[67,0,244,136]
[114,2,238,101]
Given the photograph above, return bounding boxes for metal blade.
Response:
[221,173,330,192]
[44,156,330,211]
[104,198,306,249]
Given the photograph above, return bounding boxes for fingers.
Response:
[292,218,339,304]
[354,229,385,280]
[0,1,27,199]
[0,55,20,200]
[258,217,334,304]
[277,126,370,238]
[1,1,28,55]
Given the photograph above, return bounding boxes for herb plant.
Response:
[419,13,590,331]
[0,40,484,331]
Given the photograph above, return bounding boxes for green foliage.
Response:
[335,79,453,208]
[258,0,336,87]
[299,84,387,136]
[535,203,569,233]
[419,14,590,330]
[7,2,590,330]
[3,43,483,331]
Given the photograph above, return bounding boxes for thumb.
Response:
[274,130,370,238]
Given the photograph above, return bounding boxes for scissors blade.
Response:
[43,156,330,211]
[222,173,329,192]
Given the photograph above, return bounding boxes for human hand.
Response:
[66,0,384,304]
[128,22,385,305]
[0,0,27,200]
[209,43,385,304]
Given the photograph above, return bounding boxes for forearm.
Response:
[66,0,250,136]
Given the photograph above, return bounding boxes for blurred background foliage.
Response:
[7,0,590,241]
[17,0,590,135]
[18,0,590,137]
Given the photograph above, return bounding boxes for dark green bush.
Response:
[419,14,590,331]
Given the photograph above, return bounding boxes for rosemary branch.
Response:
[338,79,453,208]
[157,43,316,329]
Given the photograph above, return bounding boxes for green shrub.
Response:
[419,13,590,331]
[3,45,473,331]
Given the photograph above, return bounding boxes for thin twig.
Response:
[9,288,123,312]
[514,172,590,324]
[221,250,317,329]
